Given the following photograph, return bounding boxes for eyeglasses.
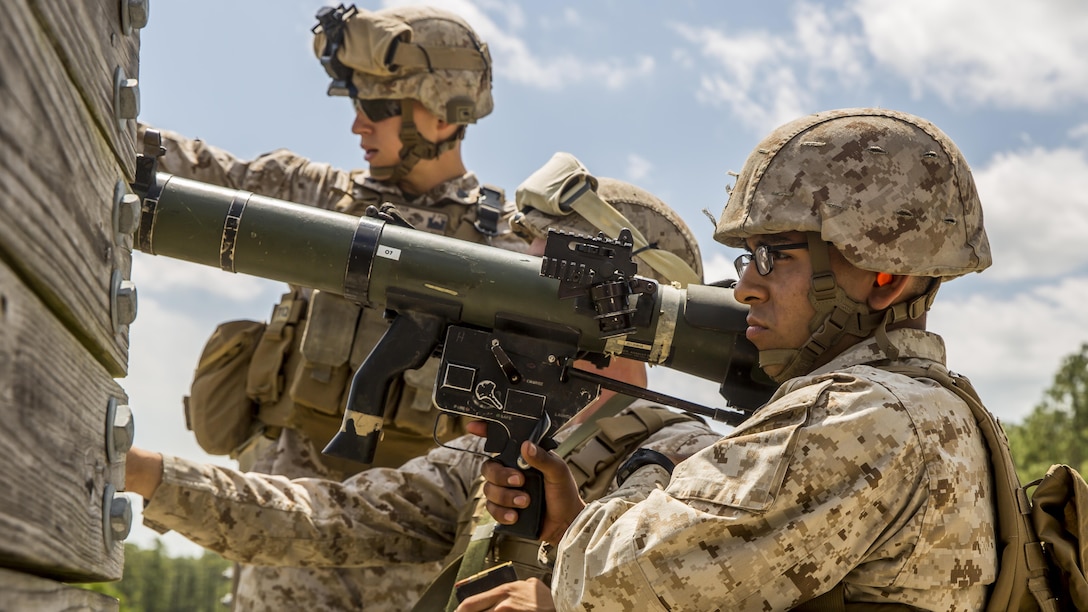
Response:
[352,98,402,122]
[734,242,808,277]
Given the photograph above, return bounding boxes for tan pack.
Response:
[185,319,267,455]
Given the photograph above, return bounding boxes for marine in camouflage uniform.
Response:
[483,109,998,610]
[141,6,529,610]
[127,171,720,610]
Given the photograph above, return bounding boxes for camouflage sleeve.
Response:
[553,377,982,611]
[142,436,488,567]
[137,123,354,211]
[636,416,721,460]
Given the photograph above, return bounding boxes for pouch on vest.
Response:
[246,291,306,404]
[288,290,360,416]
[186,319,266,455]
[398,357,448,437]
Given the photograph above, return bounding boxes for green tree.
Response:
[81,540,232,611]
[1005,342,1088,483]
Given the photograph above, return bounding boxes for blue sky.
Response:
[127,0,1088,553]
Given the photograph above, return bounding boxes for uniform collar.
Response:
[357,171,481,207]
[808,328,947,377]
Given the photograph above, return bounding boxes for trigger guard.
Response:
[483,420,511,454]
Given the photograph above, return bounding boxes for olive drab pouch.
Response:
[186,319,267,455]
[246,291,306,405]
[288,290,360,416]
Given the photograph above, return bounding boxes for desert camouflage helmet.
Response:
[513,153,703,287]
[715,108,991,279]
[716,109,991,382]
[312,4,493,124]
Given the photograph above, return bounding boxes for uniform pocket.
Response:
[668,379,833,513]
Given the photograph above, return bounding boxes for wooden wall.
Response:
[0,0,145,606]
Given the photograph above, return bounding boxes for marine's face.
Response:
[733,231,875,378]
[733,232,817,379]
[351,104,404,169]
[350,100,450,171]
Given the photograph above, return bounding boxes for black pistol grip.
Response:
[323,309,446,464]
[497,466,546,539]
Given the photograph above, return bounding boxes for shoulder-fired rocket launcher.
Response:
[131,131,775,537]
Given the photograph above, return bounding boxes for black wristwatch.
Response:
[616,448,675,487]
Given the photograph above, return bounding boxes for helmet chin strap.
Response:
[758,233,940,383]
[370,99,465,184]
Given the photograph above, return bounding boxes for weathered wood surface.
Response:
[31,0,141,180]
[0,0,135,377]
[0,260,127,582]
[0,567,119,612]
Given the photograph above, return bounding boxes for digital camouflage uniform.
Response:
[554,108,998,610]
[555,329,995,610]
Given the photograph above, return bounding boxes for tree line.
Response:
[1005,342,1088,482]
[82,541,233,611]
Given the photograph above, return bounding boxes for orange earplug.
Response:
[876,272,894,287]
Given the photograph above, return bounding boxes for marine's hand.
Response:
[124,447,164,499]
[481,440,585,544]
[454,578,555,612]
[466,419,489,438]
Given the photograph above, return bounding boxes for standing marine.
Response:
[142,5,525,610]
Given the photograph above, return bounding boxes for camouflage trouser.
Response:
[230,428,443,612]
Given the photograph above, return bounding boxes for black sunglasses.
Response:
[352,98,402,122]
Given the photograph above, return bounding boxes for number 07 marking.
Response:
[377,245,401,261]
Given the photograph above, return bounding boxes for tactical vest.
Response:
[412,399,698,612]
[245,180,514,475]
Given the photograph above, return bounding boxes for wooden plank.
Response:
[0,0,131,377]
[30,0,140,180]
[0,260,127,583]
[0,567,119,611]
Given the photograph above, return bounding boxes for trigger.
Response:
[528,412,552,446]
[517,413,553,469]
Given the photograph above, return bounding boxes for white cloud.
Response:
[703,250,739,286]
[675,0,1088,129]
[625,154,652,182]
[933,275,1088,423]
[973,146,1088,281]
[852,0,1088,110]
[1071,123,1088,142]
[561,7,581,27]
[383,0,654,91]
[671,3,867,134]
[133,252,281,303]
